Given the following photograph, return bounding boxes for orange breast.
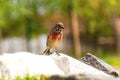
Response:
[51,32,63,41]
[47,32,63,48]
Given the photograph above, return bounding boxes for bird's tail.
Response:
[43,47,51,55]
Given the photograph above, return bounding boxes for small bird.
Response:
[43,22,64,55]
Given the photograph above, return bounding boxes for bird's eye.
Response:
[55,27,59,31]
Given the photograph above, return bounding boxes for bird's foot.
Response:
[56,52,60,56]
[44,51,53,55]
[55,48,60,56]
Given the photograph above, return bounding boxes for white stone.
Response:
[0,52,119,80]
[0,52,64,79]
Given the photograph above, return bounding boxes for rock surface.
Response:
[0,52,119,80]
[80,53,119,77]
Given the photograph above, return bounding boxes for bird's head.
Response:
[53,22,64,34]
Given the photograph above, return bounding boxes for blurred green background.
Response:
[0,0,120,70]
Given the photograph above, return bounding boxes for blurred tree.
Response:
[113,19,120,56]
[70,0,82,58]
[73,0,120,55]
[0,0,47,51]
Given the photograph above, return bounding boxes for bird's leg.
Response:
[45,49,51,55]
[43,48,52,55]
[55,48,60,56]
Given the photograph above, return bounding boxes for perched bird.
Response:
[43,22,64,55]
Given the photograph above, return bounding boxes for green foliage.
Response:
[40,75,47,80]
[16,74,47,80]
[15,74,86,80]
[25,74,35,80]
[0,0,47,38]
[0,0,119,37]
[101,55,120,71]
[16,75,22,80]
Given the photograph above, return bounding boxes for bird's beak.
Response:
[61,26,64,29]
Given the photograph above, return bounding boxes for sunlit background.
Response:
[0,0,120,70]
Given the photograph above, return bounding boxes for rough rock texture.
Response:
[0,52,119,80]
[80,53,119,77]
[0,52,64,79]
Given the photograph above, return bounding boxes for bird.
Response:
[43,22,64,55]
